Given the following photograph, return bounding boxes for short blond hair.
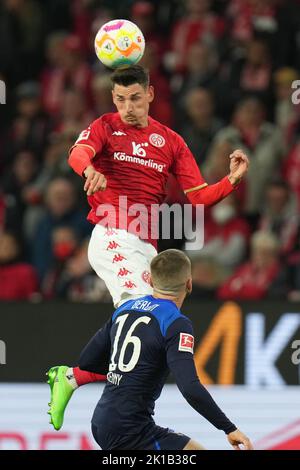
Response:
[150,249,191,295]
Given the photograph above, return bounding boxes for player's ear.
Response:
[148,85,154,103]
[186,278,192,296]
[149,276,154,288]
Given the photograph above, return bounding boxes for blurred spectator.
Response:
[2,150,39,229]
[43,31,69,70]
[42,226,79,298]
[0,0,44,84]
[179,41,219,91]
[218,230,281,300]
[0,190,21,234]
[131,1,166,64]
[3,81,52,165]
[226,37,273,108]
[21,131,81,226]
[43,232,110,301]
[222,38,274,114]
[0,231,38,300]
[190,256,226,299]
[178,87,223,164]
[212,97,284,214]
[63,239,111,302]
[275,0,300,69]
[185,193,250,273]
[54,88,94,135]
[282,140,300,210]
[70,0,96,55]
[30,177,91,280]
[139,43,172,126]
[169,0,225,72]
[174,41,229,118]
[92,73,114,116]
[41,34,93,115]
[227,0,279,45]
[258,180,299,255]
[42,0,72,33]
[274,67,300,145]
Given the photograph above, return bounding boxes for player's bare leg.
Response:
[183,439,206,450]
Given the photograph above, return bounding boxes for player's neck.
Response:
[136,117,149,128]
[152,291,185,309]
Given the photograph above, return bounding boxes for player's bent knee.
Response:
[183,439,206,450]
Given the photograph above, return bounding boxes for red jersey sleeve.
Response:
[171,133,236,206]
[70,117,107,157]
[68,118,107,176]
[171,134,207,193]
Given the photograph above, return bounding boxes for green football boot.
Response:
[46,365,75,431]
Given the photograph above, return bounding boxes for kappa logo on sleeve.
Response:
[179,333,194,353]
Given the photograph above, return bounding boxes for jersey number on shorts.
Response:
[109,314,151,373]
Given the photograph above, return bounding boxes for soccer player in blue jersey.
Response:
[77,249,253,450]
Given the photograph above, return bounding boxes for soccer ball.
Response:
[94,19,145,69]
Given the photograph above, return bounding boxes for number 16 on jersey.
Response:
[109,314,151,373]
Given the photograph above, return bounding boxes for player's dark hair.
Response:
[111,65,149,89]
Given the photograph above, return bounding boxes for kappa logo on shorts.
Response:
[123,280,137,289]
[112,254,126,263]
[106,241,121,250]
[178,333,194,354]
[142,270,151,285]
[149,133,165,148]
[117,267,132,277]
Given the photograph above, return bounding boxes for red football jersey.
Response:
[71,112,207,245]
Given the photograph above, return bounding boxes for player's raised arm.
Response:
[172,134,249,206]
[68,119,107,195]
[165,317,253,450]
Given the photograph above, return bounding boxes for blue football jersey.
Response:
[79,295,236,449]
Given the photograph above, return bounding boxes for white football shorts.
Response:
[88,224,157,307]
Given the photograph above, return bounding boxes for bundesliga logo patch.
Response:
[75,128,91,143]
[178,333,194,353]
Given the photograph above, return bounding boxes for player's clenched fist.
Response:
[228,149,249,186]
[83,165,107,196]
[227,429,253,450]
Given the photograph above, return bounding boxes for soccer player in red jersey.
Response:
[47,65,249,431]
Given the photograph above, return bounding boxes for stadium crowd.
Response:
[1,0,300,302]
